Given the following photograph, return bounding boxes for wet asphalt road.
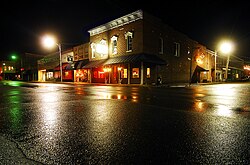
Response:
[0,81,250,164]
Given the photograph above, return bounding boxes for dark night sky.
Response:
[1,0,250,60]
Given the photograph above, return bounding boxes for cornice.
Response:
[88,10,143,36]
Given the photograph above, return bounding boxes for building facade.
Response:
[85,9,213,85]
[37,9,245,84]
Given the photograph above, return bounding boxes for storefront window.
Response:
[94,70,105,78]
[132,68,139,78]
[121,69,127,78]
[46,72,53,79]
[147,68,150,78]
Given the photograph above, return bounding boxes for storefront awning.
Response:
[54,63,68,71]
[65,62,76,70]
[196,65,209,72]
[76,59,89,69]
[82,59,107,68]
[103,54,167,65]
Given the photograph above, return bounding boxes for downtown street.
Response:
[0,81,250,164]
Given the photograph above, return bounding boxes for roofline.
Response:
[88,9,143,36]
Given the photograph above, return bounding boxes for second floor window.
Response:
[174,42,180,57]
[111,35,118,55]
[90,43,96,58]
[125,31,133,52]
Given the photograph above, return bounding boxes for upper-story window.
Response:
[159,37,164,54]
[90,43,96,58]
[125,31,133,52]
[111,35,118,55]
[174,42,180,57]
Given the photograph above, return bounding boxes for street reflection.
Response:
[8,89,23,133]
[74,87,85,95]
[35,87,63,149]
[211,84,239,117]
[131,87,139,102]
[88,102,117,156]
[216,105,232,117]
[192,84,244,117]
[193,99,207,112]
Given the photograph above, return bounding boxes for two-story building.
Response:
[83,9,213,85]
[38,9,245,84]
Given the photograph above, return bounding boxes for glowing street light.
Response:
[219,40,234,81]
[42,35,62,82]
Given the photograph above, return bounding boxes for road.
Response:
[0,81,249,164]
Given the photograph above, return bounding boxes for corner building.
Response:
[85,9,213,85]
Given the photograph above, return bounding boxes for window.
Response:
[84,47,88,58]
[132,68,139,78]
[174,42,180,57]
[111,36,118,55]
[90,43,96,58]
[159,37,163,54]
[146,68,150,78]
[67,55,73,62]
[93,71,105,78]
[121,69,127,78]
[125,31,133,52]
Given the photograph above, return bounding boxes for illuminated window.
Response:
[147,68,150,78]
[174,42,180,57]
[132,68,139,78]
[91,43,96,58]
[121,69,127,78]
[159,37,163,54]
[46,72,53,79]
[125,31,133,52]
[94,71,105,78]
[111,36,118,54]
[96,39,108,56]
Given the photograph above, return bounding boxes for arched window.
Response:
[111,35,118,55]
[125,31,133,52]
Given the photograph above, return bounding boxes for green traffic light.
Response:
[10,53,18,60]
[11,55,17,60]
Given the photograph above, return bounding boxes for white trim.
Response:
[88,10,143,36]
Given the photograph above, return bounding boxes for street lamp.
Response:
[42,35,63,82]
[218,40,233,81]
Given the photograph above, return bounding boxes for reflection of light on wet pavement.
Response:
[216,105,232,117]
[194,100,205,112]
[35,87,63,145]
[131,95,138,102]
[74,87,85,95]
[211,84,238,105]
[192,98,210,112]
[195,93,205,97]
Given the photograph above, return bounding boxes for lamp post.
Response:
[219,41,233,82]
[42,35,63,82]
[214,50,217,82]
[58,43,63,82]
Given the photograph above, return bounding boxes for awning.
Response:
[76,59,89,69]
[103,54,167,65]
[82,59,107,68]
[65,62,76,70]
[195,65,209,72]
[54,63,68,71]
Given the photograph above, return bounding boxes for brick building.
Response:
[84,9,212,85]
[38,9,245,84]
